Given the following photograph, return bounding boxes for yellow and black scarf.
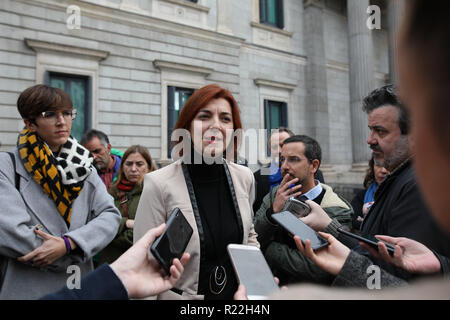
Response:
[17,128,93,227]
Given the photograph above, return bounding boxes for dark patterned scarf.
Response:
[17,128,93,227]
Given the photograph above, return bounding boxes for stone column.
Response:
[217,0,233,35]
[303,0,330,165]
[387,0,405,84]
[347,0,374,165]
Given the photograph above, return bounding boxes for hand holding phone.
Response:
[282,197,311,218]
[150,208,193,275]
[272,211,329,250]
[337,228,395,256]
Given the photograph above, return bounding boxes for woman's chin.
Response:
[202,145,224,158]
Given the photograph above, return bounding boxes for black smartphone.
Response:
[337,227,395,256]
[272,211,329,250]
[227,244,279,300]
[150,208,193,275]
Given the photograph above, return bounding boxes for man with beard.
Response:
[254,135,352,285]
[298,85,450,282]
[81,129,122,190]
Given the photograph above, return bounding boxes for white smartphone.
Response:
[227,244,279,300]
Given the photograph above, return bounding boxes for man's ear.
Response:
[311,159,320,174]
[107,143,112,153]
[23,119,36,131]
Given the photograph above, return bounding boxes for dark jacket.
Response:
[330,158,450,281]
[350,188,365,231]
[253,167,325,213]
[96,183,143,265]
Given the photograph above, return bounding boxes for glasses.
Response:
[38,109,77,123]
[279,155,312,165]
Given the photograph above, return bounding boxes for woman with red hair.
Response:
[134,84,259,300]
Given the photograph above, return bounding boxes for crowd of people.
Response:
[0,0,450,301]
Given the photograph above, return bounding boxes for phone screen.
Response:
[227,244,279,299]
[272,211,329,250]
[150,208,193,274]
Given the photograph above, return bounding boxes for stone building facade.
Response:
[0,0,404,198]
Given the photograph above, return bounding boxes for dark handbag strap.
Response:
[6,152,20,190]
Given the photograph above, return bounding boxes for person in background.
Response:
[0,85,120,299]
[81,129,122,190]
[134,84,259,300]
[351,157,389,232]
[254,135,352,285]
[253,127,293,213]
[96,145,156,266]
[253,127,325,213]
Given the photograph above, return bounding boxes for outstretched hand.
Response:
[294,232,350,276]
[360,235,441,275]
[110,223,190,299]
[300,200,332,232]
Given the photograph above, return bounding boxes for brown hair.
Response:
[17,84,73,121]
[110,145,156,192]
[171,83,242,158]
[363,158,376,189]
[276,127,294,137]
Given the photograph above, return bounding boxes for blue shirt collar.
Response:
[302,180,323,200]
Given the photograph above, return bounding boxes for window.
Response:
[46,72,92,142]
[260,0,284,29]
[264,100,287,156]
[167,86,194,157]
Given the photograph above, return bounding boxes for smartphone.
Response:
[150,208,193,275]
[272,211,329,250]
[227,244,279,300]
[282,197,311,218]
[337,227,395,256]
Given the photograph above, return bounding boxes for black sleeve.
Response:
[434,252,450,275]
[350,188,365,231]
[253,169,270,213]
[41,264,129,300]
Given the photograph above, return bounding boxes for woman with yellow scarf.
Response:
[0,84,121,299]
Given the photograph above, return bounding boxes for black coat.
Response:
[344,158,450,280]
[350,188,365,231]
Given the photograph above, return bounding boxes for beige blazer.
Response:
[134,159,259,299]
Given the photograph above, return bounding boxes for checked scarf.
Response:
[17,128,93,227]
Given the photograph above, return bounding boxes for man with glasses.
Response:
[253,128,325,213]
[254,135,352,285]
[0,84,120,299]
